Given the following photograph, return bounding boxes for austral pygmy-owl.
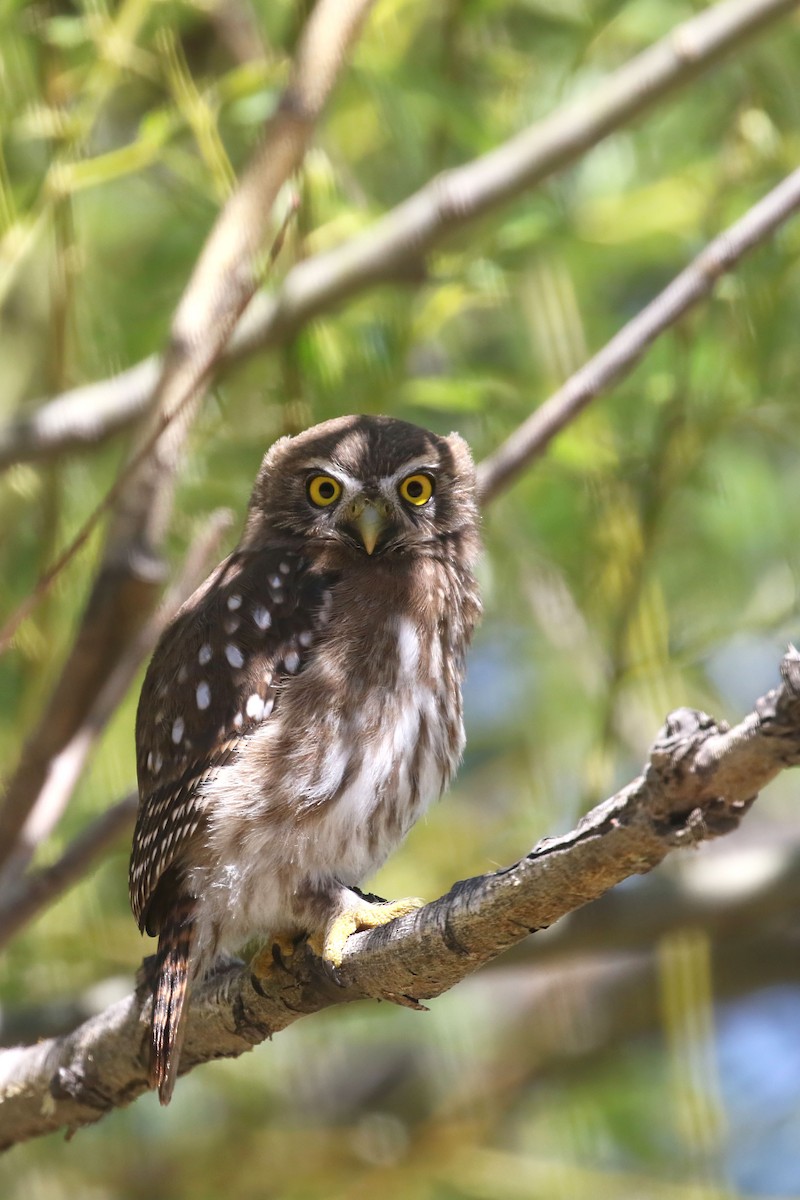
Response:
[130,415,481,1103]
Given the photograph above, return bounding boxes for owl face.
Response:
[246,415,479,559]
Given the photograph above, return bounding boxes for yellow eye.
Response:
[307,474,342,507]
[399,473,434,506]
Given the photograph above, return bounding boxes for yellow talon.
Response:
[313,896,426,969]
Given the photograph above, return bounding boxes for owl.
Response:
[130,414,481,1103]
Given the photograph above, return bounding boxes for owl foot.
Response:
[250,932,299,979]
[311,895,426,970]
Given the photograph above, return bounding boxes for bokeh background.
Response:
[2,0,800,1196]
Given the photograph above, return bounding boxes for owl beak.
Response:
[353,501,386,556]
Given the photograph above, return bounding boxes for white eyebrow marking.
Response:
[296,463,362,492]
[381,458,439,488]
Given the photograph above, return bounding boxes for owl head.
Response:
[243,415,479,560]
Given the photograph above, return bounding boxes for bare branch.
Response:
[0,0,374,872]
[478,166,800,502]
[0,508,233,926]
[0,794,137,952]
[1,0,795,471]
[1,649,797,1150]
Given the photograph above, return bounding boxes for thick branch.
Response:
[1,649,798,1150]
[1,0,795,470]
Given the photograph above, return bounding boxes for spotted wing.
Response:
[129,545,334,935]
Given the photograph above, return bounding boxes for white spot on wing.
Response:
[225,644,244,668]
[196,681,211,710]
[253,606,271,630]
[146,750,164,775]
[227,593,242,611]
[171,717,185,744]
[199,643,212,665]
[233,711,243,730]
[246,693,265,720]
[298,630,313,648]
[279,561,291,575]
[284,650,300,673]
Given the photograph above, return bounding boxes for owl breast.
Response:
[193,562,470,952]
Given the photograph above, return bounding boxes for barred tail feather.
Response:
[150,899,197,1106]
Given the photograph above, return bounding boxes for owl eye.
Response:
[307,474,342,507]
[399,473,434,507]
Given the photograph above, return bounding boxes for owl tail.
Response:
[150,898,197,1106]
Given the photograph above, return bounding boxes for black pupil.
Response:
[407,479,424,497]
[318,480,335,499]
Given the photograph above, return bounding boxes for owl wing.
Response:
[129,545,335,935]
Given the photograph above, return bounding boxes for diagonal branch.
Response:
[1,649,798,1150]
[0,792,138,952]
[0,0,376,873]
[0,0,795,471]
[0,508,233,924]
[477,166,800,501]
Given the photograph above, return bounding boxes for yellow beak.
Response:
[353,502,386,556]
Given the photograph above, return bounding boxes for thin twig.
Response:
[0,794,138,951]
[477,166,800,501]
[1,0,795,472]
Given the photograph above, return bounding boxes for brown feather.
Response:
[150,896,197,1106]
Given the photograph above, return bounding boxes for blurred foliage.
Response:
[1,0,800,1195]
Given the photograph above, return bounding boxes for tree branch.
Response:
[0,507,233,940]
[0,793,137,952]
[478,166,800,501]
[0,0,794,471]
[1,649,797,1150]
[0,509,232,897]
[0,0,375,873]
